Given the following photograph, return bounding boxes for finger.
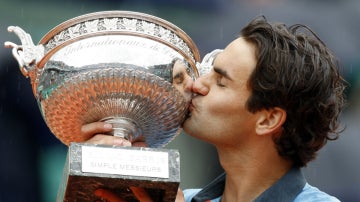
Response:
[94,188,126,202]
[175,188,185,202]
[86,134,132,146]
[129,186,153,202]
[131,136,147,147]
[81,122,113,140]
[132,141,148,147]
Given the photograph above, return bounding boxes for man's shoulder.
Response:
[294,183,341,202]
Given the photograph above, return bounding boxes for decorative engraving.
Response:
[103,18,118,30]
[142,21,155,34]
[84,19,99,33]
[44,17,195,61]
[68,24,82,38]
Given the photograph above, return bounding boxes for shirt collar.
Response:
[254,167,306,202]
[191,167,306,202]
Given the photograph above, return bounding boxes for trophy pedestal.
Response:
[57,143,180,202]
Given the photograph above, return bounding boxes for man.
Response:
[84,15,346,201]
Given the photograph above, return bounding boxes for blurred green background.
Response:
[1,0,359,201]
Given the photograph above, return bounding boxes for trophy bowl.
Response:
[5,10,200,148]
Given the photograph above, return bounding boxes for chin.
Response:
[182,119,192,135]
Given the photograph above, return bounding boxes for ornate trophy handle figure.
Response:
[5,26,44,79]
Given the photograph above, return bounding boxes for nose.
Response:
[183,76,193,93]
[192,75,209,95]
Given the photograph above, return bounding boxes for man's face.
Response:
[172,60,194,104]
[183,37,259,147]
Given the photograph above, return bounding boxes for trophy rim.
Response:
[38,10,200,65]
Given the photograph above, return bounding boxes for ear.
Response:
[255,107,286,136]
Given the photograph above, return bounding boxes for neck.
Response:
[216,138,293,202]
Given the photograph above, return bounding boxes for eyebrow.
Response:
[213,66,233,81]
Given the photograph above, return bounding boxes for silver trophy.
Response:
[5,11,200,201]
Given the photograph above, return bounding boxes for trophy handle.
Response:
[4,26,44,78]
[197,49,223,76]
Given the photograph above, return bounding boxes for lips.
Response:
[190,100,197,113]
[186,93,200,118]
[190,100,196,110]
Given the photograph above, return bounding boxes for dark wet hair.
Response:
[241,16,347,167]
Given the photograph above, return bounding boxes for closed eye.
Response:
[216,75,225,87]
[213,66,232,87]
[173,72,184,84]
[213,66,233,81]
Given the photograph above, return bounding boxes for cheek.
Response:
[206,95,252,125]
[206,105,256,141]
[202,101,236,128]
[207,94,245,116]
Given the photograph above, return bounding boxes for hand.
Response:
[175,188,185,202]
[81,121,148,147]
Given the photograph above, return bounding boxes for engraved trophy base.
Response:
[57,143,180,202]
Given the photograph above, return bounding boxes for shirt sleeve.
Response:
[183,189,201,202]
[293,183,341,202]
